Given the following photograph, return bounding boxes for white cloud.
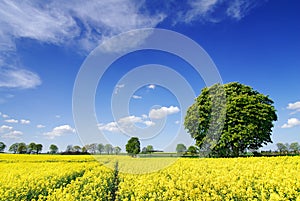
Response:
[0,125,22,139]
[43,124,76,139]
[0,125,13,132]
[20,119,30,124]
[114,84,125,94]
[5,119,18,123]
[142,114,148,119]
[132,95,142,99]
[99,115,155,133]
[36,124,45,128]
[281,118,300,128]
[2,114,9,118]
[287,101,300,114]
[144,120,155,127]
[183,0,219,23]
[1,130,23,139]
[177,0,261,24]
[0,0,165,89]
[149,106,180,119]
[118,115,143,125]
[98,122,120,132]
[175,120,180,124]
[226,0,258,20]
[148,84,156,89]
[0,68,41,89]
[55,115,61,119]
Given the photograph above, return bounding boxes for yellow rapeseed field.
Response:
[0,154,300,201]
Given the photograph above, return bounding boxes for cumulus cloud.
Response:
[43,124,76,139]
[287,101,300,114]
[20,119,30,124]
[4,119,18,123]
[148,84,156,89]
[36,124,46,128]
[98,122,120,132]
[99,115,155,133]
[0,125,22,139]
[1,130,23,139]
[281,118,300,129]
[149,106,180,119]
[0,125,13,132]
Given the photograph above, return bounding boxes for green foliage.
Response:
[126,137,140,156]
[114,146,121,155]
[187,146,198,155]
[289,142,300,153]
[28,142,37,154]
[276,143,288,153]
[98,143,104,154]
[9,143,19,153]
[36,144,43,154]
[185,82,277,157]
[0,142,6,152]
[146,145,154,153]
[18,142,27,154]
[104,144,113,154]
[49,144,59,154]
[176,144,187,153]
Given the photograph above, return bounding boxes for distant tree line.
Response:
[62,143,122,155]
[0,142,44,154]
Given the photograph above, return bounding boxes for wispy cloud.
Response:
[132,95,142,99]
[0,0,164,90]
[176,0,263,24]
[43,124,76,139]
[0,0,264,90]
[0,68,41,89]
[149,106,180,119]
[114,84,125,94]
[281,118,300,129]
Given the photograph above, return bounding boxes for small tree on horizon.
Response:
[126,137,140,156]
[49,144,59,154]
[0,142,6,152]
[176,144,187,154]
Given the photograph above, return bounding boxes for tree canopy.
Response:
[126,137,140,156]
[184,82,277,157]
[0,142,6,152]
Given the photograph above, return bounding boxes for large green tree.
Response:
[126,137,140,156]
[184,82,277,157]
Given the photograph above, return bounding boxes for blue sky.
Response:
[0,0,299,152]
